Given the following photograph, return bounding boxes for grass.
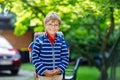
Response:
[107,66,120,80]
[21,63,35,71]
[21,63,120,80]
[116,67,120,79]
[77,66,100,80]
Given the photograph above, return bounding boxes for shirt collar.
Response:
[46,31,56,44]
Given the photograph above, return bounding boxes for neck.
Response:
[51,34,55,38]
[46,31,56,38]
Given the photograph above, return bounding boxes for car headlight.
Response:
[12,54,21,61]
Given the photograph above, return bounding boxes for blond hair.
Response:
[44,12,61,25]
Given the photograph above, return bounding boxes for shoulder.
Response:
[35,35,44,44]
[57,34,64,42]
[56,32,64,39]
[33,35,44,45]
[57,33,69,48]
[34,32,45,41]
[35,33,46,41]
[37,35,43,40]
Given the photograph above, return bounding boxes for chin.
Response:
[50,32,56,34]
[51,33,56,35]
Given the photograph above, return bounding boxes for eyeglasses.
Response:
[47,23,59,28]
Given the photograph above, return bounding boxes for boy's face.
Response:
[44,20,60,36]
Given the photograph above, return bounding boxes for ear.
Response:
[44,23,46,28]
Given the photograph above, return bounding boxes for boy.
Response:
[32,12,69,80]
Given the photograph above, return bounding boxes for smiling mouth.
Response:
[50,30,56,32]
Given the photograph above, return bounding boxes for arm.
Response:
[58,40,69,72]
[32,38,47,76]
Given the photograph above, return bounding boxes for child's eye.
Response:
[55,24,59,27]
[47,23,59,28]
[48,24,52,26]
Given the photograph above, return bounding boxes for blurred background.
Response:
[0,0,120,80]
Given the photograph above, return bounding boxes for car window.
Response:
[0,37,13,49]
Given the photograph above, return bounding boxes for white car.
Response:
[0,36,21,75]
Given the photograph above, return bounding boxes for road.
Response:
[0,69,34,80]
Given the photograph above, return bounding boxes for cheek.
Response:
[56,28,59,31]
[56,27,60,30]
[45,26,50,30]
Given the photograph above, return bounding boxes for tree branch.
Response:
[22,0,46,17]
[101,7,115,67]
[106,35,120,67]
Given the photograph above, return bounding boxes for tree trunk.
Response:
[100,7,114,80]
[110,62,116,80]
[100,65,108,80]
[108,34,120,80]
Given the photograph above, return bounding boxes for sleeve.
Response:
[58,39,69,72]
[31,38,47,76]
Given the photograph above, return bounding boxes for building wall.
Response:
[0,30,34,50]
